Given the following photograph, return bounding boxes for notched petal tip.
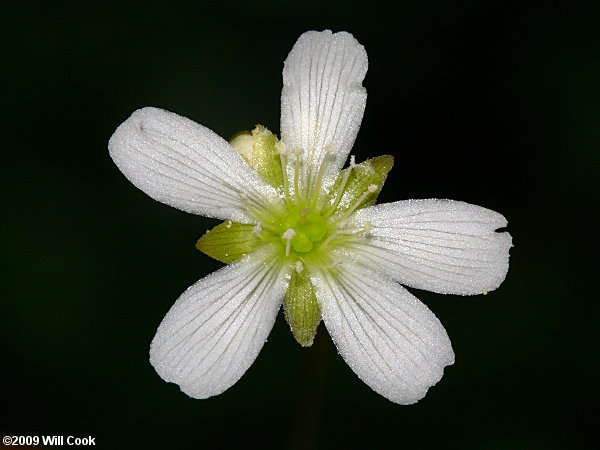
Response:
[281,29,369,186]
[108,106,167,150]
[349,200,513,296]
[285,29,368,87]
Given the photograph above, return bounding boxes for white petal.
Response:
[149,250,290,399]
[281,30,368,192]
[312,264,454,405]
[344,199,512,295]
[109,107,281,222]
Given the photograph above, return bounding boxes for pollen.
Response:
[282,228,297,240]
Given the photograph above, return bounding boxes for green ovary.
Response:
[278,206,327,254]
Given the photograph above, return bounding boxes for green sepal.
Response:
[283,266,321,347]
[229,125,284,189]
[196,221,263,264]
[327,155,394,215]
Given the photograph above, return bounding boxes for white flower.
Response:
[108,30,512,405]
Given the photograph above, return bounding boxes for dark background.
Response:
[2,0,598,448]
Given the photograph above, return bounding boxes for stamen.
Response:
[252,221,270,241]
[322,260,344,269]
[310,144,336,207]
[344,190,370,214]
[318,221,346,249]
[319,220,371,250]
[226,220,232,229]
[295,260,304,273]
[282,228,296,239]
[282,228,296,257]
[235,194,279,234]
[293,148,304,204]
[319,231,339,250]
[277,141,291,203]
[326,155,357,214]
[330,184,379,225]
[238,193,278,228]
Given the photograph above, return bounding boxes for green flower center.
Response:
[278,206,327,254]
[197,125,394,347]
[199,125,393,268]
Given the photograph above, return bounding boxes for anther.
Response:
[363,221,372,233]
[324,144,336,153]
[295,260,304,273]
[226,220,232,229]
[275,141,287,155]
[282,228,296,239]
[368,184,378,193]
[293,148,304,157]
[282,228,296,257]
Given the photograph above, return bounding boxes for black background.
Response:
[2,0,598,448]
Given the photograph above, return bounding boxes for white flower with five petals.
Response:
[109,30,512,404]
